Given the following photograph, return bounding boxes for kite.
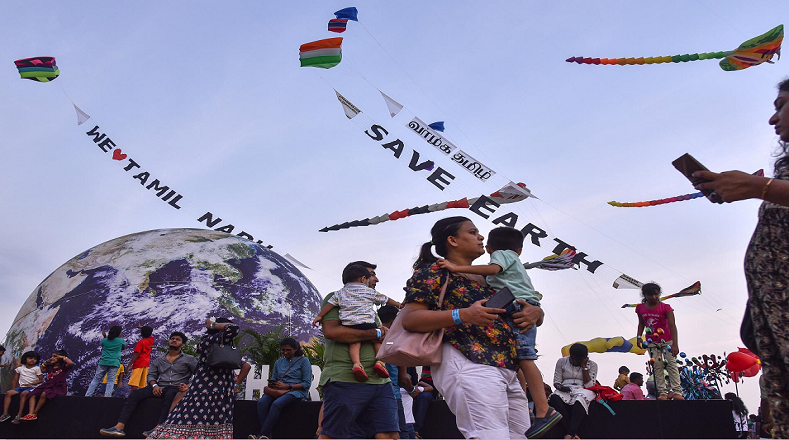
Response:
[524,248,578,271]
[299,38,343,69]
[621,281,701,308]
[561,336,646,357]
[334,7,358,21]
[14,56,60,82]
[428,121,445,132]
[566,24,783,71]
[328,18,348,33]
[320,182,534,232]
[609,170,764,208]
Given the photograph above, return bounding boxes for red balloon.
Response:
[742,363,761,377]
[727,352,758,372]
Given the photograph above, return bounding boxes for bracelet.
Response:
[376,328,383,339]
[451,309,463,325]
[408,387,416,393]
[761,178,775,199]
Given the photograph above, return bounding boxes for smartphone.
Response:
[485,287,516,310]
[267,379,276,385]
[671,153,723,203]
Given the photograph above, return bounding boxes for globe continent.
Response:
[3,228,322,396]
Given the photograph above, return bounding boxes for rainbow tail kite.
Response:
[609,170,764,208]
[621,281,701,308]
[567,25,783,71]
[319,182,533,232]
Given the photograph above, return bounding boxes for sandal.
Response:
[525,407,563,439]
[372,361,390,378]
[11,416,20,424]
[21,413,37,421]
[352,365,369,382]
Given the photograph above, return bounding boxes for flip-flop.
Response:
[352,365,369,382]
[525,407,563,439]
[372,362,390,378]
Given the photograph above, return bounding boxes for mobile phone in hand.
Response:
[671,153,723,203]
[485,287,516,310]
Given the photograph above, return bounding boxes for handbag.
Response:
[263,357,304,398]
[207,339,243,369]
[376,273,450,367]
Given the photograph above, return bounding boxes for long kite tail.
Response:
[319,182,533,232]
[608,192,705,208]
[319,197,475,232]
[566,52,731,66]
[609,170,765,208]
[567,25,783,71]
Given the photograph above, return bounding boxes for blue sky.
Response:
[2,1,786,410]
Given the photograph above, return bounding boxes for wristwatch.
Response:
[288,384,293,391]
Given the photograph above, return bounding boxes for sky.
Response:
[1,1,785,413]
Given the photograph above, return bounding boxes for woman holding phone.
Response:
[401,216,544,439]
[549,344,598,439]
[252,338,311,440]
[694,78,789,438]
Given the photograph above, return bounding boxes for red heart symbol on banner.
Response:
[112,149,128,161]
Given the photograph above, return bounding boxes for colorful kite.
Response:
[561,336,646,357]
[524,248,578,271]
[621,281,701,308]
[567,25,783,71]
[319,182,534,232]
[14,56,59,82]
[609,170,764,208]
[328,18,349,33]
[334,7,359,21]
[299,38,343,69]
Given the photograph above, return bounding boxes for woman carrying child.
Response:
[22,349,73,421]
[313,264,400,381]
[401,216,544,439]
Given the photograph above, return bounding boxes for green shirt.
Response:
[487,250,542,306]
[99,337,126,367]
[319,292,389,386]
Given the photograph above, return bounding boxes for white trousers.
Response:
[432,343,531,439]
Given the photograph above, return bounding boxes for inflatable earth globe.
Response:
[2,228,322,396]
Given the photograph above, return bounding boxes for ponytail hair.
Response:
[413,216,471,270]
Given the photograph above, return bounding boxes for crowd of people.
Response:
[1,79,789,439]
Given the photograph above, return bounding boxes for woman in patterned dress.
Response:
[400,216,544,439]
[695,79,789,438]
[148,318,239,439]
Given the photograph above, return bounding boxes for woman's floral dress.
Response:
[744,168,789,438]
[148,324,239,439]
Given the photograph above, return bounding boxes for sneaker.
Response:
[0,414,11,423]
[20,414,37,421]
[372,362,390,378]
[142,429,154,438]
[99,427,126,437]
[525,408,563,439]
[352,365,369,382]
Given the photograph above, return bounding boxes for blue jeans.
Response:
[321,381,399,438]
[505,302,539,360]
[85,364,119,397]
[257,393,300,437]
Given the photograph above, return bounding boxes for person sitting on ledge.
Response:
[620,372,648,401]
[99,331,197,438]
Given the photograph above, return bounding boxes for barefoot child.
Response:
[438,226,562,438]
[1,351,42,423]
[23,350,74,421]
[312,264,401,381]
[636,282,684,401]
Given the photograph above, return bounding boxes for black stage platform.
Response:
[0,394,735,438]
